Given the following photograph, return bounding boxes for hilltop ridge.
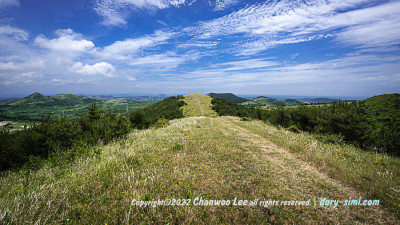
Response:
[181,94,217,117]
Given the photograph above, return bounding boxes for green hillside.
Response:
[360,93,400,152]
[208,93,248,103]
[362,93,400,123]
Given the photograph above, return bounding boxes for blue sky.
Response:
[0,0,399,97]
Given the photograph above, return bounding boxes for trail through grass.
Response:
[181,94,218,117]
[1,116,398,224]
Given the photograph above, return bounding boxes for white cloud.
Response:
[129,53,186,69]
[0,62,18,70]
[19,71,43,79]
[213,58,279,71]
[126,75,136,81]
[94,0,190,26]
[0,25,28,41]
[213,0,238,11]
[337,17,400,48]
[188,0,400,55]
[0,58,45,71]
[100,30,173,60]
[34,28,94,52]
[168,53,400,93]
[72,62,117,77]
[1,71,43,85]
[177,41,218,49]
[0,0,19,7]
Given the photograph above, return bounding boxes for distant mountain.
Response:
[9,92,50,106]
[9,93,97,107]
[208,93,249,103]
[241,96,303,107]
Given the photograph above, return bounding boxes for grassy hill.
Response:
[208,93,248,103]
[359,94,400,152]
[1,94,399,223]
[362,93,400,124]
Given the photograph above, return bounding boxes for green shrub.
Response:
[287,125,300,133]
[152,118,170,128]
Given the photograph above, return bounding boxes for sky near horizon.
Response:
[0,0,400,97]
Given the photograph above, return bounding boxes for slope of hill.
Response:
[1,115,399,223]
[360,93,400,152]
[181,94,218,117]
[362,93,400,123]
[208,93,248,103]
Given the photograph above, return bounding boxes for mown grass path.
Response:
[181,94,218,117]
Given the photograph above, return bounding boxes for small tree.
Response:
[88,103,101,122]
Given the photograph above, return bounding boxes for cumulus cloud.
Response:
[0,26,29,41]
[94,0,190,26]
[72,62,117,77]
[34,29,94,52]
